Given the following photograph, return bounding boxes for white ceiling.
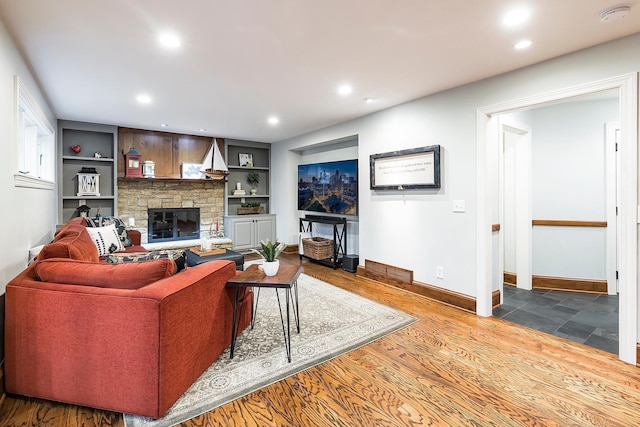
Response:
[1,1,639,143]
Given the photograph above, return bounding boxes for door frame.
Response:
[475,73,638,365]
[499,118,532,292]
[605,121,620,295]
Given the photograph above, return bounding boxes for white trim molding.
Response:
[13,173,55,190]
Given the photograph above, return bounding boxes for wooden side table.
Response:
[226,264,303,362]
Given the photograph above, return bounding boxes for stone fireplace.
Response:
[117,178,224,244]
[148,207,200,243]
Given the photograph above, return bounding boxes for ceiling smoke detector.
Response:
[600,5,631,22]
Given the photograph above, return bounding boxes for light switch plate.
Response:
[453,200,465,212]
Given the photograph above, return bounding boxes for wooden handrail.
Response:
[532,220,607,227]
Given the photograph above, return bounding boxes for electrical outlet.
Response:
[436,266,444,279]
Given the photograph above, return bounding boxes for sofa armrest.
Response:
[5,259,239,418]
[127,229,141,246]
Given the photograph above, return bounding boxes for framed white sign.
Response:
[181,162,205,179]
[370,145,441,190]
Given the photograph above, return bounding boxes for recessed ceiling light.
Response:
[160,123,168,127]
[503,9,530,27]
[338,84,353,96]
[159,32,181,49]
[268,116,279,125]
[199,128,207,132]
[514,39,532,50]
[363,97,377,104]
[136,94,152,104]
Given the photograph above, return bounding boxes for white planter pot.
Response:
[262,260,279,276]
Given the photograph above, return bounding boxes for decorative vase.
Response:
[262,259,279,276]
[250,188,257,195]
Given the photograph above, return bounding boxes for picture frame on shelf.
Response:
[239,153,253,167]
[181,162,205,179]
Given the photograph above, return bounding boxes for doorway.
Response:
[495,98,620,355]
[476,74,638,364]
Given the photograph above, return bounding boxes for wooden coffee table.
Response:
[227,263,303,362]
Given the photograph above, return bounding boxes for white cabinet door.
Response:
[226,214,276,250]
[255,216,276,244]
[232,218,254,250]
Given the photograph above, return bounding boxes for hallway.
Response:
[493,286,619,355]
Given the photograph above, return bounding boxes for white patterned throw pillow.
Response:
[86,224,125,256]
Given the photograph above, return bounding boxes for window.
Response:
[14,75,55,189]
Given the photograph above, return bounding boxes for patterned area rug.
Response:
[124,273,417,427]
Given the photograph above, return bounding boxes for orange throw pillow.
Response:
[38,228,99,262]
[35,258,175,289]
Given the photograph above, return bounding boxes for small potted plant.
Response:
[253,239,287,276]
[246,172,260,195]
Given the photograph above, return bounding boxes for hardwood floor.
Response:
[2,253,640,426]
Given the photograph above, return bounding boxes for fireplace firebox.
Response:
[148,208,200,243]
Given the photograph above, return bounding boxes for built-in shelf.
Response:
[62,156,114,162]
[224,139,274,248]
[117,176,217,182]
[224,140,271,216]
[58,121,118,223]
[63,196,116,200]
[228,166,269,171]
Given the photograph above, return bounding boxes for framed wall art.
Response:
[370,145,441,190]
[181,162,205,179]
[239,153,253,167]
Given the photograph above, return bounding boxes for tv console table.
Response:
[299,215,347,269]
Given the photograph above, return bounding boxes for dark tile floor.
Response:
[493,285,619,355]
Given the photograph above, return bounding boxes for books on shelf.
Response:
[233,189,246,196]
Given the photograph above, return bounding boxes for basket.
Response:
[302,237,334,260]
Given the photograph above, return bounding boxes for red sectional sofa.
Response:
[4,217,252,418]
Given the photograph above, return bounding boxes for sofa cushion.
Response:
[34,257,175,289]
[86,224,126,256]
[38,227,99,262]
[53,217,88,241]
[104,250,186,272]
[86,216,133,247]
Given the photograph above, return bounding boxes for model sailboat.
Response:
[200,138,229,180]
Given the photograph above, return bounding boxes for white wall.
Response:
[272,33,640,298]
[531,99,619,280]
[0,20,57,293]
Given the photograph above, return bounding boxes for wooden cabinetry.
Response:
[224,214,276,250]
[117,128,216,179]
[224,140,271,215]
[58,121,118,224]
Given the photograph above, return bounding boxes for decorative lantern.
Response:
[77,167,100,196]
[143,160,155,178]
[125,147,142,177]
